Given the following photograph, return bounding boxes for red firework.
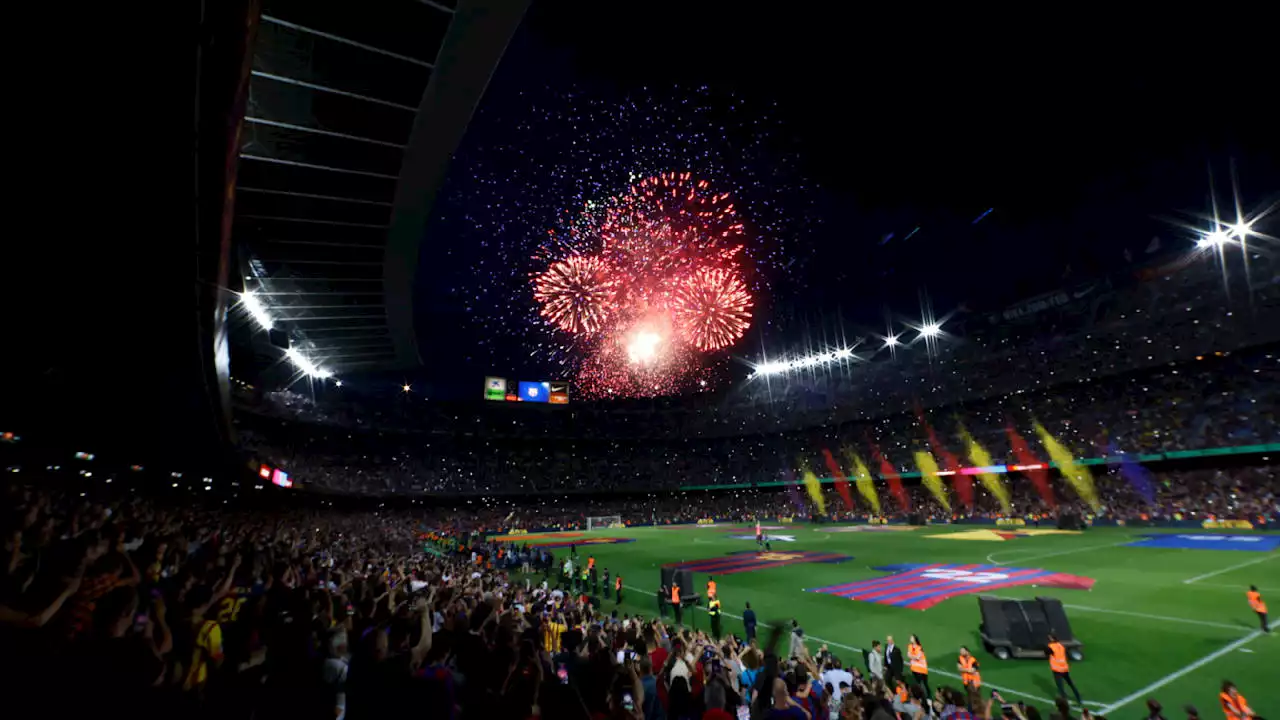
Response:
[672,267,753,351]
[532,255,618,334]
[534,172,757,397]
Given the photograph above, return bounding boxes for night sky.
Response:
[412,4,1276,395]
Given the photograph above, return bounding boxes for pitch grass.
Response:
[522,524,1277,716]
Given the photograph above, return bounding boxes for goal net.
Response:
[587,515,624,531]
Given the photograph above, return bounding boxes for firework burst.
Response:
[533,173,756,396]
[672,267,754,352]
[532,255,618,334]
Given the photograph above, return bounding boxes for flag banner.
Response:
[1006,423,1055,507]
[916,406,972,508]
[808,563,1094,610]
[869,440,910,512]
[1033,421,1099,511]
[844,449,881,513]
[802,467,826,514]
[783,469,808,515]
[820,448,856,512]
[959,425,1011,513]
[914,451,952,511]
[666,550,853,575]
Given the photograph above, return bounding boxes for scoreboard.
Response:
[484,377,569,404]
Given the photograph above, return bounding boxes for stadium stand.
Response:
[229,343,1278,501]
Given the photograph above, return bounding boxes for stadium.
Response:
[3,2,1277,720]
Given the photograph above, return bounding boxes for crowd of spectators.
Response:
[234,346,1278,497]
[3,479,1266,720]
[386,465,1280,531]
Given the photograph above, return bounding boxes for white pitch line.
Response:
[1096,631,1264,715]
[1182,554,1279,584]
[622,584,1103,709]
[987,541,1131,566]
[1182,583,1280,593]
[988,596,1244,631]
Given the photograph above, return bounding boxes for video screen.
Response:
[271,468,292,488]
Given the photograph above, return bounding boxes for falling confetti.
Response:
[430,84,813,396]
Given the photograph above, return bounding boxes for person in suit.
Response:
[885,634,904,684]
[742,602,758,641]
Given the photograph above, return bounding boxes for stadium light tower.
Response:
[920,323,942,338]
[402,383,412,393]
[1196,229,1230,249]
[1229,220,1254,239]
[238,291,274,331]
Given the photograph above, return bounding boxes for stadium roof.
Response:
[233,0,527,376]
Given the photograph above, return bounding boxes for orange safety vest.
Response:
[895,684,909,703]
[959,655,981,687]
[908,643,927,674]
[1247,590,1266,614]
[1048,642,1069,673]
[707,580,717,597]
[588,557,595,570]
[1220,691,1252,720]
[615,576,622,590]
[671,585,681,604]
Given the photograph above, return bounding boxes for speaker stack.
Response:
[660,567,695,598]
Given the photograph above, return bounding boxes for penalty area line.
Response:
[1097,631,1264,715]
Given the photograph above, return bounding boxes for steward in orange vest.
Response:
[1220,681,1255,720]
[671,584,683,624]
[1246,586,1269,633]
[907,634,931,698]
[1047,633,1083,706]
[958,646,981,689]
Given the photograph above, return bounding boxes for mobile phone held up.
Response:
[557,664,569,685]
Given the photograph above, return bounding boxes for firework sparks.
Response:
[532,173,757,397]
[532,255,618,334]
[625,329,664,364]
[672,267,754,351]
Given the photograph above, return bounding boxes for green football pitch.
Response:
[513,524,1277,716]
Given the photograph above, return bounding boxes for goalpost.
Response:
[586,515,624,531]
